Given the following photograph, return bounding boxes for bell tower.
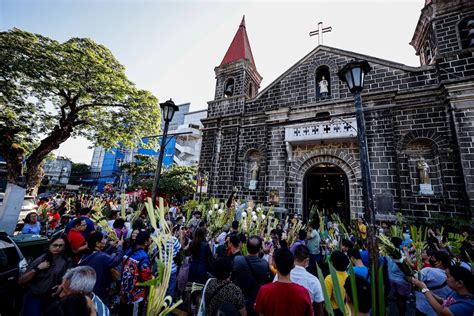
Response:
[213,16,262,101]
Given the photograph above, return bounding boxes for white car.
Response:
[0,193,38,224]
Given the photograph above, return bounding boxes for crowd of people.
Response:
[12,193,474,315]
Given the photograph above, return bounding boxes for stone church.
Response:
[199,0,474,222]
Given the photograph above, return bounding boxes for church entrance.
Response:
[303,163,350,223]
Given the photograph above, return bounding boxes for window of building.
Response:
[459,16,474,49]
[224,78,235,97]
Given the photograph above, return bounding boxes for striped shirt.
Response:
[92,293,110,316]
[161,236,181,273]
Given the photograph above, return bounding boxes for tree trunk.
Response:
[1,143,24,185]
[25,123,74,195]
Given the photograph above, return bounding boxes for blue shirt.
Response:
[352,266,369,280]
[160,236,181,273]
[79,246,124,300]
[386,256,407,283]
[22,222,41,234]
[415,267,451,316]
[446,292,474,315]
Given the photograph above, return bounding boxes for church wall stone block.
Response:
[200,1,474,222]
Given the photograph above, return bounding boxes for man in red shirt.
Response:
[254,248,313,316]
[67,218,88,262]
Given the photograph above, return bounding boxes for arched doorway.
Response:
[303,163,350,223]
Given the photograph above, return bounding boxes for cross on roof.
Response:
[309,22,332,45]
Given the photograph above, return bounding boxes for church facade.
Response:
[199,0,474,222]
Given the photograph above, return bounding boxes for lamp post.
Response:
[337,60,378,262]
[152,99,179,206]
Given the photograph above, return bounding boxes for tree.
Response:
[0,29,161,194]
[130,165,197,198]
[121,154,157,183]
[69,163,91,185]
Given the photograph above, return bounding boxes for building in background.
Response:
[89,103,207,192]
[43,156,72,185]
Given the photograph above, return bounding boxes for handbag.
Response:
[177,256,191,292]
[197,278,213,316]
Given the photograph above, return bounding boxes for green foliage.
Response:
[183,199,199,221]
[371,263,376,316]
[328,261,345,312]
[0,28,161,189]
[377,265,385,316]
[348,264,359,316]
[316,262,334,316]
[130,165,197,198]
[121,154,157,179]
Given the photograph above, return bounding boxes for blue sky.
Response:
[1,0,425,163]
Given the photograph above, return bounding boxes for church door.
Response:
[303,163,350,223]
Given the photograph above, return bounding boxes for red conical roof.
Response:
[220,15,257,69]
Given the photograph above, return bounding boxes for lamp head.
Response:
[160,99,179,123]
[337,60,371,94]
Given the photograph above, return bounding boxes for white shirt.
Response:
[273,265,324,303]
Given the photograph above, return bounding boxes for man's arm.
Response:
[313,302,324,316]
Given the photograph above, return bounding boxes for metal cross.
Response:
[309,22,332,45]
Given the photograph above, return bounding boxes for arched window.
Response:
[224,78,235,98]
[247,82,254,98]
[316,65,331,98]
[459,16,474,49]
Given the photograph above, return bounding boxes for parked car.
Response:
[0,232,27,315]
[17,196,38,224]
[0,193,38,230]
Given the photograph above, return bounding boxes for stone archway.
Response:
[288,150,363,219]
[303,163,350,222]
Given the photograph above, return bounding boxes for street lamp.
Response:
[337,60,378,261]
[152,99,179,206]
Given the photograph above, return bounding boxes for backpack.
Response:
[120,249,146,304]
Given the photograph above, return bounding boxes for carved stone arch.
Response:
[397,130,448,196]
[287,149,363,218]
[237,143,267,191]
[307,58,340,103]
[397,130,448,155]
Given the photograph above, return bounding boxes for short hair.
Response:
[347,248,362,260]
[135,231,150,246]
[231,220,239,230]
[228,234,240,248]
[391,237,403,249]
[431,251,451,269]
[71,218,85,228]
[275,248,294,276]
[342,239,354,250]
[79,208,91,216]
[247,235,262,255]
[298,230,307,240]
[63,266,96,294]
[448,265,474,293]
[113,218,126,229]
[213,257,233,280]
[132,218,145,230]
[193,211,201,217]
[344,276,371,313]
[87,231,104,250]
[331,250,349,271]
[294,244,310,262]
